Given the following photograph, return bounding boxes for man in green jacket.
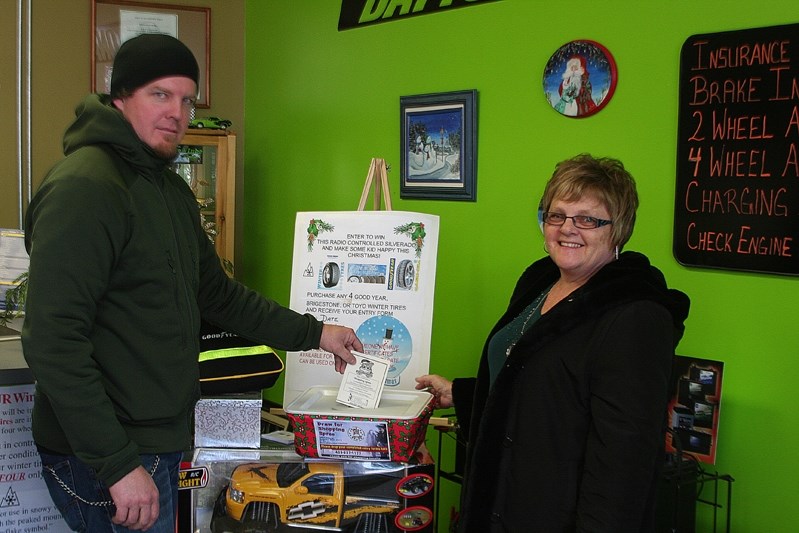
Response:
[22,34,360,532]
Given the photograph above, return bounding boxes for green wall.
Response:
[243,2,798,531]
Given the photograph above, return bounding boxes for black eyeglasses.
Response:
[542,212,612,229]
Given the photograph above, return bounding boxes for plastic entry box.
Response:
[285,386,434,462]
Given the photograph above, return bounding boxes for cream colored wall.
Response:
[0,0,33,229]
[1,0,245,264]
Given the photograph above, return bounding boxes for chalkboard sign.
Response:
[674,23,799,276]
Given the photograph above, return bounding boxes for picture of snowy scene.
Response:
[405,106,463,183]
[400,90,476,201]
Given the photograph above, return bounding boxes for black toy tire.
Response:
[210,486,241,533]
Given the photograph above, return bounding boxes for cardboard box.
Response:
[285,386,434,462]
[194,392,263,448]
[184,448,434,533]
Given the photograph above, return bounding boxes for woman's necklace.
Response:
[505,286,552,357]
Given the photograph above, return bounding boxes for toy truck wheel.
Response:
[209,486,240,533]
[241,501,280,533]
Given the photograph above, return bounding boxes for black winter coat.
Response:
[23,94,323,486]
[452,251,690,533]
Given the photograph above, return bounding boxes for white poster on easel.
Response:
[284,211,439,406]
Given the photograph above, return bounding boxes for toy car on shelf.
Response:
[190,116,232,129]
[209,461,434,532]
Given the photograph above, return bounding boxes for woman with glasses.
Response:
[417,154,690,532]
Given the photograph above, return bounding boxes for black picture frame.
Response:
[400,90,477,201]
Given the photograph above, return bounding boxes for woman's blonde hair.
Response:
[541,154,639,249]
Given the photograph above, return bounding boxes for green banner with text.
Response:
[339,0,502,31]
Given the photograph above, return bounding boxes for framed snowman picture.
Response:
[400,90,477,201]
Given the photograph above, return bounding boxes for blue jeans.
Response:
[39,450,182,533]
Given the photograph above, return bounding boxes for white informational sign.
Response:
[312,419,391,461]
[285,211,439,406]
[0,384,70,532]
[119,10,178,42]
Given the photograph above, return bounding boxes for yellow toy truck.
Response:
[210,461,434,532]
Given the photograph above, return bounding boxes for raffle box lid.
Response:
[284,386,434,462]
[286,386,431,419]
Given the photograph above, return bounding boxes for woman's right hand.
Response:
[415,374,454,409]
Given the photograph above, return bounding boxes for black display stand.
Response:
[695,469,735,533]
[433,416,464,532]
[657,453,734,533]
[434,423,734,533]
[658,457,700,532]
[657,427,735,533]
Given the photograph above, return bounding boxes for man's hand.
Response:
[108,466,160,530]
[319,324,362,373]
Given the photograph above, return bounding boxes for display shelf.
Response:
[433,415,464,532]
[696,469,734,533]
[433,423,734,533]
[659,454,734,533]
[176,129,236,272]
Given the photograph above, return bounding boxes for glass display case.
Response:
[175,130,236,273]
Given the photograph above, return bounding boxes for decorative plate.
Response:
[543,40,618,118]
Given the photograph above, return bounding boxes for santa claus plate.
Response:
[543,40,617,118]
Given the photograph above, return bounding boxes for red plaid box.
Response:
[285,387,434,462]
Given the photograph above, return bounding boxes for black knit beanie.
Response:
[109,34,199,98]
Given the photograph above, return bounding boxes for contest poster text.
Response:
[285,211,439,406]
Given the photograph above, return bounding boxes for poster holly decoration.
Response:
[307,218,334,251]
[394,222,426,257]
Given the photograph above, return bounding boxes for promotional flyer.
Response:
[665,355,725,464]
[285,211,439,406]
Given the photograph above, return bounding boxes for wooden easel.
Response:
[357,158,393,211]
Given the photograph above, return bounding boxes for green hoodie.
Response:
[22,94,322,486]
